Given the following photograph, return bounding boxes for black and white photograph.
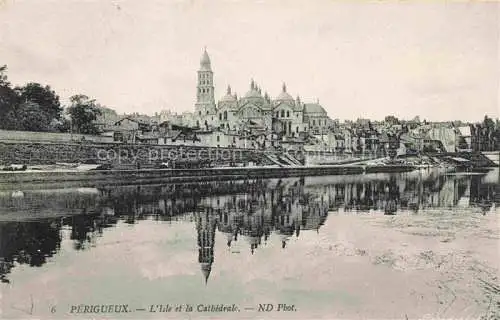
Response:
[0,1,499,319]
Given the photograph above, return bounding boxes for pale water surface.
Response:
[1,168,499,319]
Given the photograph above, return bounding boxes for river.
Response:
[1,168,499,319]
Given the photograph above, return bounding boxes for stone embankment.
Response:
[0,141,273,167]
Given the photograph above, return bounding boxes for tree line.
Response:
[469,115,500,152]
[0,65,102,134]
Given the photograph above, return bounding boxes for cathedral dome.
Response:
[244,89,262,99]
[241,80,268,107]
[276,91,294,102]
[275,83,294,103]
[244,80,263,99]
[220,85,237,103]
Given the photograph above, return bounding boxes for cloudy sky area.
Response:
[0,0,498,121]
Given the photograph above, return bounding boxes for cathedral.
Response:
[192,49,332,140]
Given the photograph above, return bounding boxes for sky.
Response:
[0,0,498,122]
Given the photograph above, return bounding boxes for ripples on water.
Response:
[0,168,497,286]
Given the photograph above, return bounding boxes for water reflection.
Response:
[0,168,498,284]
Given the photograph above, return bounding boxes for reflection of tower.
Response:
[195,209,217,284]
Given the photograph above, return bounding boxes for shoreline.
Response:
[0,164,417,187]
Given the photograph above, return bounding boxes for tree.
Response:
[16,83,62,120]
[0,65,20,129]
[67,95,102,134]
[0,65,10,86]
[6,101,53,132]
[482,115,496,151]
[53,118,71,133]
[483,115,495,130]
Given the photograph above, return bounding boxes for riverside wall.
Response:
[0,129,110,144]
[0,141,271,167]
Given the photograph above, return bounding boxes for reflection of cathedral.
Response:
[192,178,330,282]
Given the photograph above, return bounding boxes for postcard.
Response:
[0,1,498,319]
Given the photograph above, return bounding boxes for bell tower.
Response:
[195,48,216,115]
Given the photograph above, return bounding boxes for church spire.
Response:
[200,48,211,71]
[227,85,232,95]
[282,82,287,93]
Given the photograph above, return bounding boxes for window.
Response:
[206,111,209,115]
[199,111,201,116]
[296,126,299,133]
[313,120,316,125]
[224,111,227,120]
[219,113,222,121]
[287,111,290,118]
[276,111,279,118]
[217,136,220,142]
[281,110,285,117]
